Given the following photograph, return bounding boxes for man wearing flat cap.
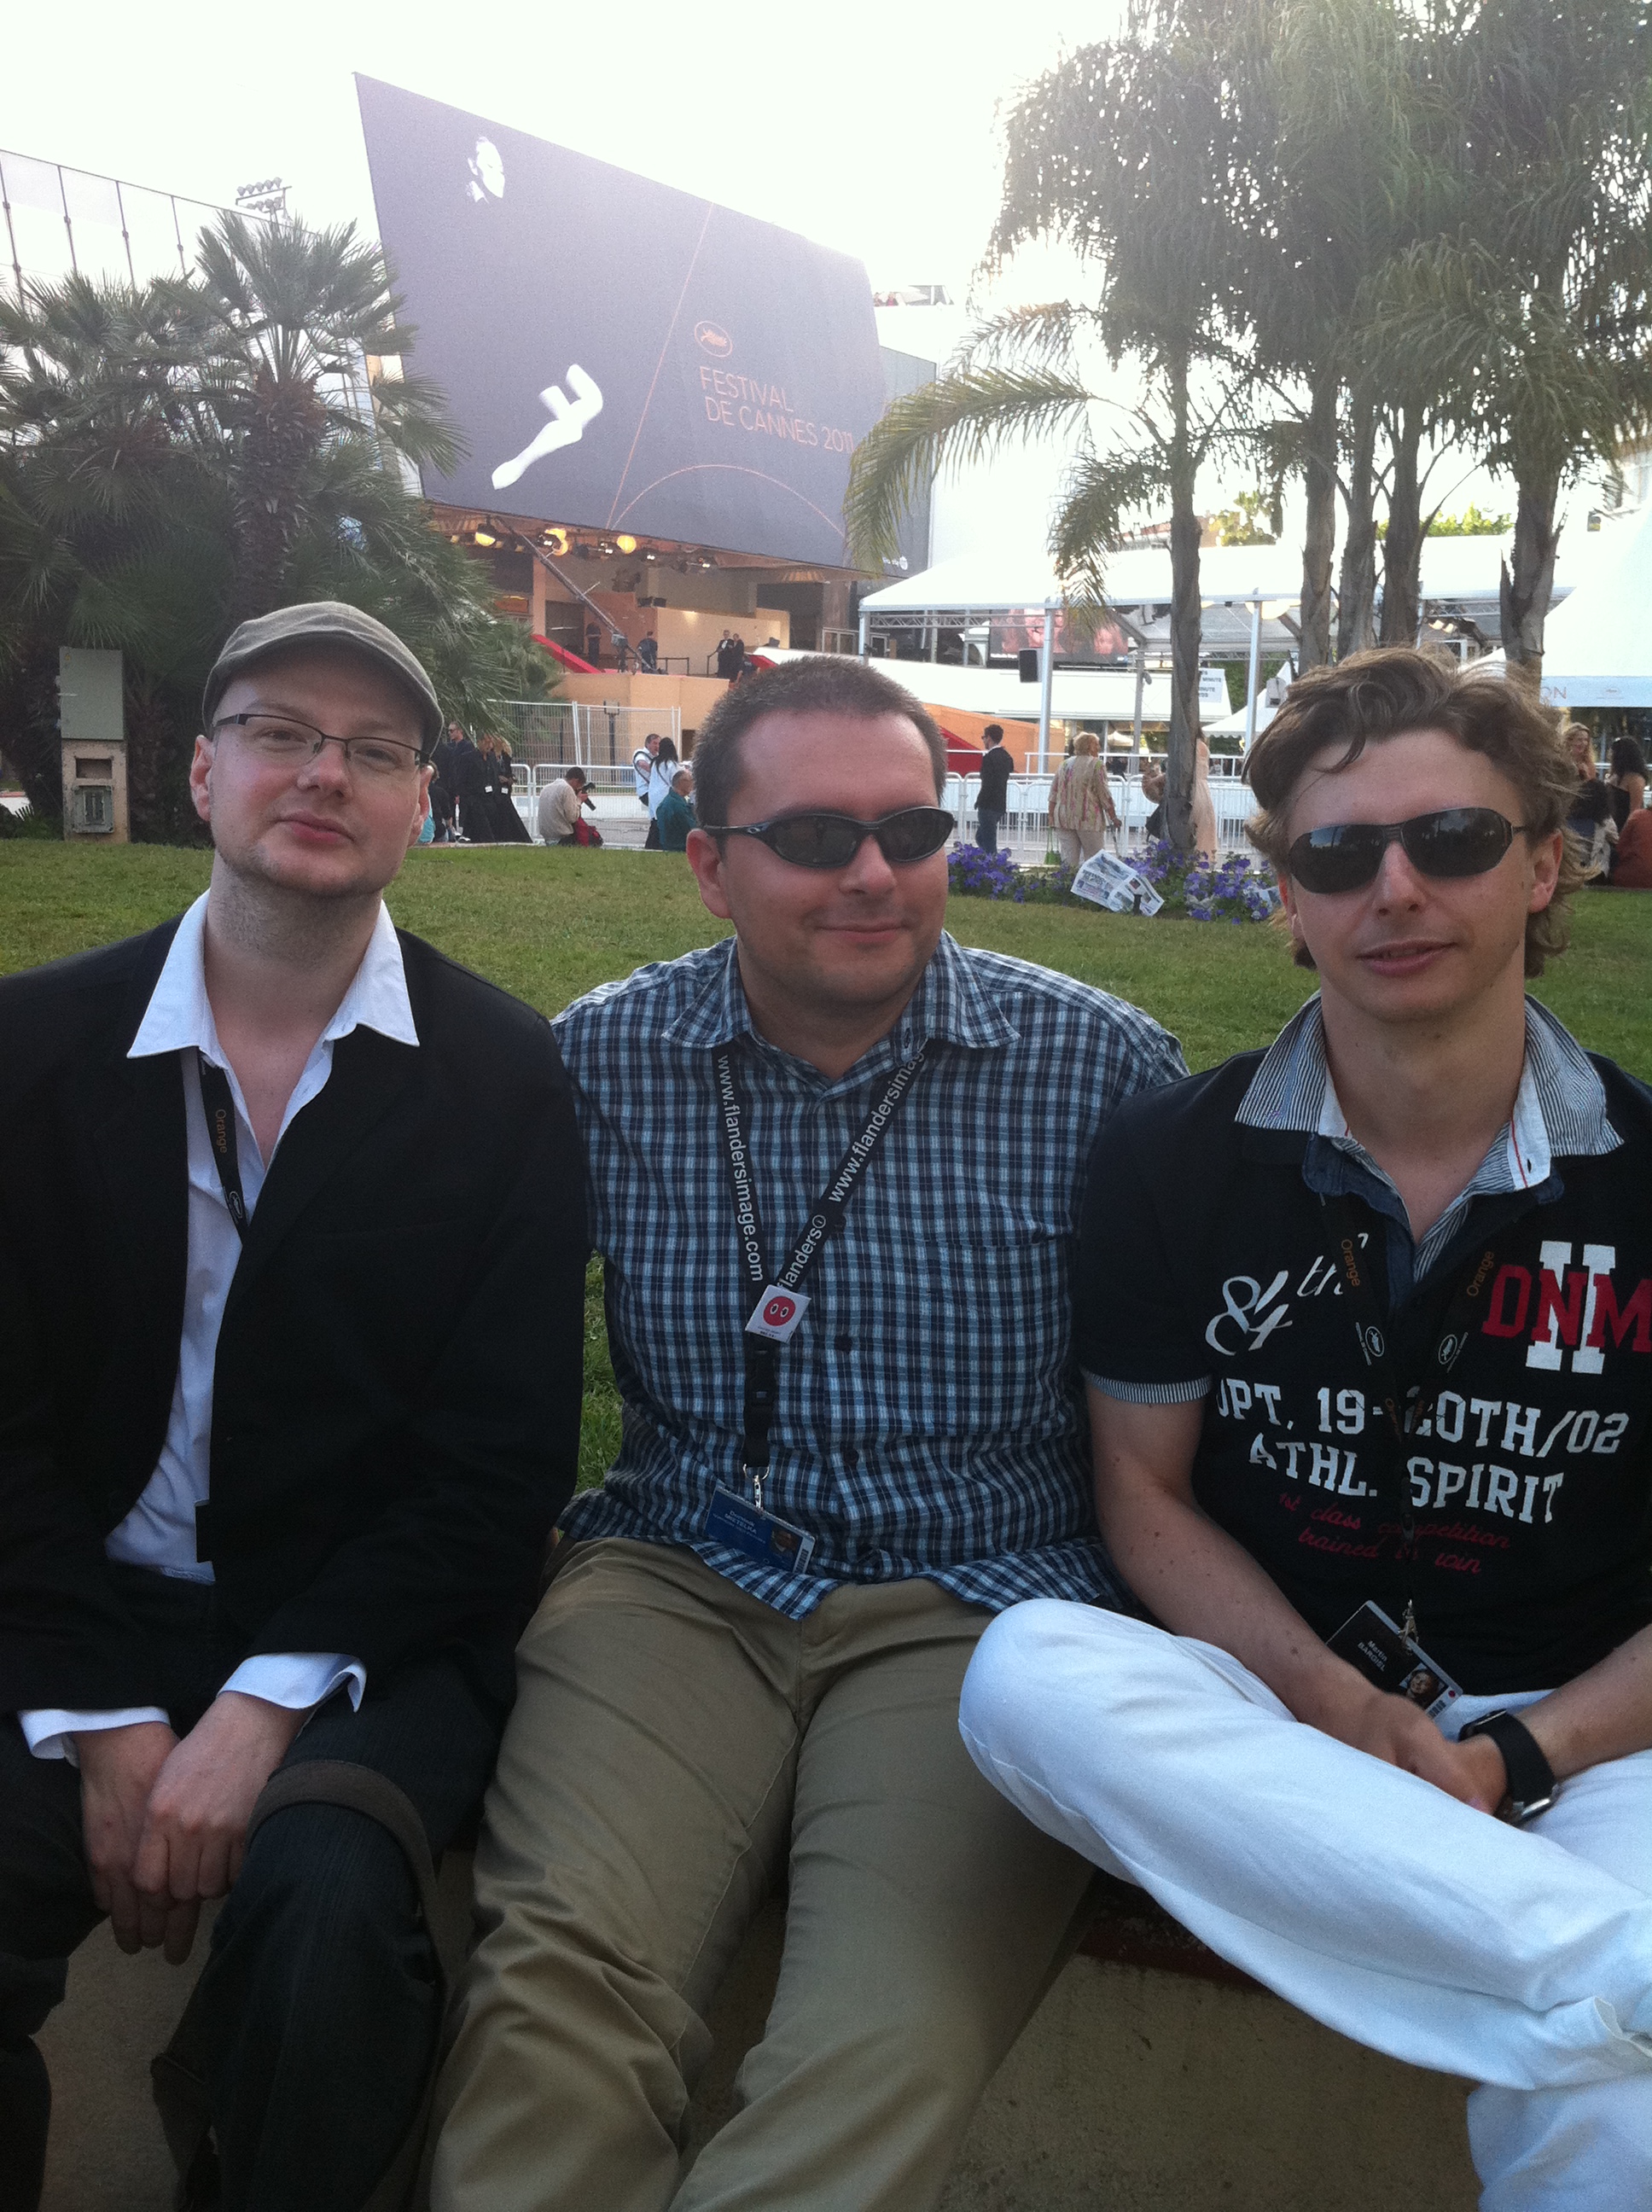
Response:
[0,604,585,2211]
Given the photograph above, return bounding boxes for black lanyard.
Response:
[1319,1192,1499,1628]
[714,1042,927,1502]
[197,1056,249,1242]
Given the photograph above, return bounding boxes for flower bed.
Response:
[948,839,1277,923]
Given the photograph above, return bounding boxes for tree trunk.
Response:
[230,365,329,625]
[1379,406,1424,647]
[1165,352,1200,852]
[1299,364,1337,670]
[1500,470,1562,676]
[1335,387,1379,660]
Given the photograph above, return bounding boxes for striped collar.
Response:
[1237,993,1619,1184]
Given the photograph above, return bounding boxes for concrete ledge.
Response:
[41,1876,1479,2211]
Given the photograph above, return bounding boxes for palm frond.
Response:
[845,368,1091,568]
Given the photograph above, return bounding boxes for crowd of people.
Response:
[3,610,1649,2212]
[1567,728,1652,886]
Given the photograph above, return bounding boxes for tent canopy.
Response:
[1539,507,1652,709]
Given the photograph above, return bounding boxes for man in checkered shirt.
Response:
[433,657,1185,2212]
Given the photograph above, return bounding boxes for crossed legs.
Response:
[960,1602,1652,2209]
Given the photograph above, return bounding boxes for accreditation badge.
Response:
[1327,1602,1463,1722]
[745,1285,811,1342]
[705,1485,817,1572]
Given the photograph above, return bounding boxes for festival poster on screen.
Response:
[356,76,887,568]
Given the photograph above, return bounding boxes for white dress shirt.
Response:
[20,893,420,1761]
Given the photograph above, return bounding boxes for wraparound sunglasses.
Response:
[709,806,956,869]
[1288,807,1531,895]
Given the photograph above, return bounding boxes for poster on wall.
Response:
[356,77,887,569]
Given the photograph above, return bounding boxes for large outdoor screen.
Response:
[357,78,886,568]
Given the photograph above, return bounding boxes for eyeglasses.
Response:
[212,713,427,780]
[708,806,955,869]
[1287,807,1531,895]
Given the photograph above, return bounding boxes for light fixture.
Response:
[644,550,657,562]
[540,527,569,557]
[473,528,497,548]
[615,533,637,555]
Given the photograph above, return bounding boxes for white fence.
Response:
[497,701,682,792]
[948,760,1257,853]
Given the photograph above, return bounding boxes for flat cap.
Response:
[202,602,444,753]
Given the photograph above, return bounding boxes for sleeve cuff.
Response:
[220,1654,366,1713]
[18,1707,171,1765]
[1083,1371,1212,1405]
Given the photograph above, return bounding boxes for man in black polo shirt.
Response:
[961,649,1652,2209]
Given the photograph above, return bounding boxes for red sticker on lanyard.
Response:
[747,1286,810,1342]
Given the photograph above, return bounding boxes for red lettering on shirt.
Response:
[1483,1265,1532,1337]
[1585,1275,1652,1354]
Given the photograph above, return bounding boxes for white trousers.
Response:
[960,1604,1652,2210]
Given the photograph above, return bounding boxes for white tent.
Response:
[1539,508,1652,710]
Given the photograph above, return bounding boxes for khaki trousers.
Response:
[431,1540,1094,2212]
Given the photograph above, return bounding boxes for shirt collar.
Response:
[1236,992,1618,1172]
[128,893,419,1063]
[660,930,1017,1060]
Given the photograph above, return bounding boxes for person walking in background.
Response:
[1607,735,1647,830]
[1567,729,1615,881]
[447,725,488,844]
[1048,733,1113,866]
[636,631,659,673]
[1190,734,1219,858]
[644,735,680,851]
[974,724,1012,853]
[429,724,460,844]
[537,766,596,846]
[478,736,529,844]
[632,731,660,807]
[654,765,696,852]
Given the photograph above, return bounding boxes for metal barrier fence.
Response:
[946,764,1257,853]
[497,701,682,785]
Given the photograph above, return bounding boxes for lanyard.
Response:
[714,1041,927,1505]
[197,1056,249,1242]
[1319,1193,1499,1633]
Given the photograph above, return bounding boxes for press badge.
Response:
[1327,1602,1463,1722]
[746,1286,811,1343]
[705,1484,817,1572]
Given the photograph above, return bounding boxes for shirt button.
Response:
[835,1332,854,1353]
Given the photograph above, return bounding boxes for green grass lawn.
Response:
[6,841,1649,1487]
[4,840,1649,1072]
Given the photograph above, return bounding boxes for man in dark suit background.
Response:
[0,603,585,2211]
[975,724,1012,853]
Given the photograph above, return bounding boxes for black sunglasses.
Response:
[711,806,956,869]
[1287,807,1531,895]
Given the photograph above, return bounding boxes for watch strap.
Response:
[1458,1709,1556,1821]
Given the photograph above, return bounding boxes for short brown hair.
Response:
[1245,648,1582,976]
[692,656,947,830]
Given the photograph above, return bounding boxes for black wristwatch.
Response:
[1458,1710,1557,1823]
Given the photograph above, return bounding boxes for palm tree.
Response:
[195,212,457,622]
[1365,0,1652,672]
[0,221,544,835]
[846,3,1256,847]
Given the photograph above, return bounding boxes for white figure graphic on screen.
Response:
[492,367,604,489]
[468,138,505,202]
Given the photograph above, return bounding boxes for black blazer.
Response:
[0,920,586,1717]
[977,746,1012,811]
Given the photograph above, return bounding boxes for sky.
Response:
[3,0,1121,296]
[3,0,1527,567]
